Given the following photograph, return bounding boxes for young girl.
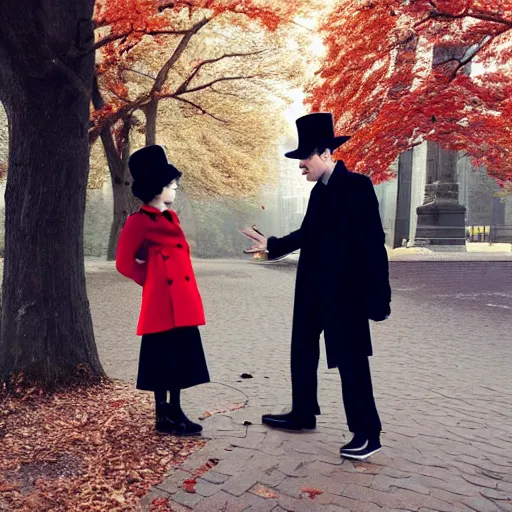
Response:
[116,145,210,435]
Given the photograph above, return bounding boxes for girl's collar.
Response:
[141,204,166,214]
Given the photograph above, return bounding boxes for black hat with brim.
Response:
[129,145,181,189]
[285,113,350,160]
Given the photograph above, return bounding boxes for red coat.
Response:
[116,205,205,335]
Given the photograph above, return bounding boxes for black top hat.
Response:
[129,145,181,188]
[285,113,350,160]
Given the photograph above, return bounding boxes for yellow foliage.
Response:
[91,5,317,196]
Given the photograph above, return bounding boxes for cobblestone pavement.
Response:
[86,259,512,512]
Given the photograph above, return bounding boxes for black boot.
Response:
[262,411,316,431]
[167,403,203,435]
[156,388,203,436]
[155,403,202,436]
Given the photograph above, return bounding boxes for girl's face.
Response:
[159,179,179,205]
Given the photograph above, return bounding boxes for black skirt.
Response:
[136,326,210,391]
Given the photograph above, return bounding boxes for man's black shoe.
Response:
[262,412,316,431]
[340,434,368,453]
[341,437,381,460]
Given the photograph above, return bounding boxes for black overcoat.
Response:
[267,161,391,368]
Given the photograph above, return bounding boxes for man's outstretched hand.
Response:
[239,225,268,254]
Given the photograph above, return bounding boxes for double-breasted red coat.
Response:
[116,205,205,336]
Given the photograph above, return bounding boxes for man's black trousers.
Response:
[290,316,382,437]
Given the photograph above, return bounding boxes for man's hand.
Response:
[239,225,268,254]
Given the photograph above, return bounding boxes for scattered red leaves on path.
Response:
[180,458,219,494]
[252,484,278,499]
[148,496,174,512]
[301,487,324,499]
[198,403,246,420]
[0,381,205,511]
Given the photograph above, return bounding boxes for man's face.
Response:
[299,151,328,182]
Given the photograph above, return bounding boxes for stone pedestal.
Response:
[414,181,466,249]
[412,140,467,250]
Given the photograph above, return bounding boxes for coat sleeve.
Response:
[267,229,303,260]
[356,176,391,321]
[116,214,147,286]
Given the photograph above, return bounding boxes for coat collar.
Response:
[318,160,349,189]
[332,160,349,179]
[140,204,174,223]
[141,204,165,214]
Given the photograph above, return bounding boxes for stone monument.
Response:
[414,143,466,248]
[414,45,467,249]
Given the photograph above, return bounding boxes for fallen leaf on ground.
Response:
[252,484,278,499]
[301,487,324,499]
[191,458,219,479]
[149,496,174,512]
[182,478,197,493]
[198,403,246,421]
[354,462,381,474]
[0,381,205,511]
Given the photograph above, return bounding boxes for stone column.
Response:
[414,143,466,248]
[408,143,428,245]
[393,150,413,248]
[413,45,467,249]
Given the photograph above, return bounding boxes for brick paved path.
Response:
[87,259,512,512]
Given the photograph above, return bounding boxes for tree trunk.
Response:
[108,181,141,260]
[0,0,106,390]
[107,155,141,261]
[145,100,158,146]
[100,119,141,261]
[105,97,158,261]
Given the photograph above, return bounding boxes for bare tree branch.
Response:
[435,31,506,81]
[210,84,252,101]
[91,76,125,177]
[106,87,131,104]
[122,67,157,81]
[90,20,210,141]
[436,11,512,26]
[174,50,266,95]
[415,8,512,29]
[172,96,229,123]
[94,29,190,52]
[178,74,260,95]
[151,18,209,95]
[290,20,314,32]
[89,94,150,144]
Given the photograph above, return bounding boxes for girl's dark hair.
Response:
[131,181,164,204]
[131,173,182,204]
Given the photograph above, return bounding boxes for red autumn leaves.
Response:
[307,1,512,184]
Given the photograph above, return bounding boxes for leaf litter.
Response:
[0,381,205,511]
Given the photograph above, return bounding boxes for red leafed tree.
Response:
[91,0,309,259]
[307,0,512,185]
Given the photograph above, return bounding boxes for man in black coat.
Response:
[241,113,391,461]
